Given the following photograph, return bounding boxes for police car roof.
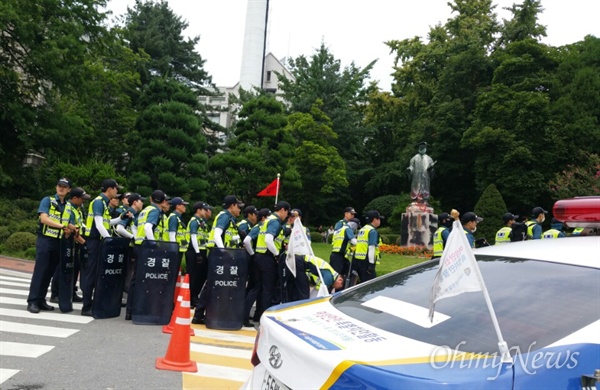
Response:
[474,236,600,269]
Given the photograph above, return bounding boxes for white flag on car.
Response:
[285,218,313,278]
[429,220,483,321]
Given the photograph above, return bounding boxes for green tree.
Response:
[474,184,507,245]
[127,79,208,198]
[549,152,600,199]
[286,101,348,222]
[208,95,299,205]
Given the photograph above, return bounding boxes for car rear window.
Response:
[332,257,600,354]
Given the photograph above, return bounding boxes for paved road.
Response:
[0,258,257,390]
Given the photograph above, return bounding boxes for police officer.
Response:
[49,187,91,304]
[286,254,344,302]
[543,218,567,239]
[167,197,190,271]
[81,179,125,316]
[352,210,383,284]
[27,178,73,313]
[495,213,518,245]
[126,190,169,320]
[334,207,357,230]
[242,208,271,327]
[238,205,258,236]
[114,193,145,299]
[432,212,453,257]
[461,212,483,248]
[526,207,548,239]
[329,213,357,285]
[192,195,243,324]
[252,201,289,322]
[186,202,213,307]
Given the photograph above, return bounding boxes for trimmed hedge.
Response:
[5,232,37,252]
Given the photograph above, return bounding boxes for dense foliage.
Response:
[1,0,598,236]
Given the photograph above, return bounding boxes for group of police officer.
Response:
[432,206,576,258]
[27,177,385,327]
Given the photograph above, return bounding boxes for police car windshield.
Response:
[332,257,599,355]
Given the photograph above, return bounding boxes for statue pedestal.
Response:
[400,202,437,249]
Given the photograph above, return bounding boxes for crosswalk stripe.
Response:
[0,296,84,311]
[0,320,79,338]
[0,308,93,324]
[0,368,19,385]
[0,275,31,283]
[192,328,256,344]
[190,343,253,359]
[0,341,54,358]
[190,335,254,349]
[183,373,246,390]
[0,280,31,288]
[0,287,28,296]
[190,351,251,370]
[190,362,251,382]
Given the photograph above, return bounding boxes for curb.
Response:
[0,256,34,274]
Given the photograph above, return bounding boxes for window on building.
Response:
[266,71,272,82]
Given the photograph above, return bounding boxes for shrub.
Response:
[474,184,507,245]
[380,244,432,258]
[380,234,400,245]
[0,226,10,243]
[24,247,37,260]
[310,233,325,243]
[5,232,37,252]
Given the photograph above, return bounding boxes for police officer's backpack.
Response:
[511,222,527,242]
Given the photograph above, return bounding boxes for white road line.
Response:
[0,368,19,385]
[0,341,54,358]
[191,363,252,382]
[0,287,28,296]
[190,343,253,359]
[0,275,31,283]
[0,280,30,288]
[193,329,256,344]
[0,320,78,338]
[0,296,84,311]
[0,308,93,324]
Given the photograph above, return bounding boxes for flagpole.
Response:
[275,173,280,205]
[479,280,512,363]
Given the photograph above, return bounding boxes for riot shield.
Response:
[205,248,248,330]
[58,237,75,313]
[132,240,180,325]
[92,237,130,319]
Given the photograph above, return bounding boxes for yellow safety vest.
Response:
[525,220,537,239]
[433,227,447,256]
[355,224,377,261]
[84,195,111,238]
[331,225,350,253]
[166,212,188,252]
[256,214,283,254]
[186,216,209,251]
[542,229,561,239]
[304,255,338,289]
[495,227,512,245]
[134,204,164,245]
[207,211,238,248]
[40,196,66,239]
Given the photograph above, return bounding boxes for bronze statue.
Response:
[406,142,436,203]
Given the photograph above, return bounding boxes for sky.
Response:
[104,0,600,91]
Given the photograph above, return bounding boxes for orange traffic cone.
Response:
[173,271,183,305]
[163,275,194,336]
[156,285,197,372]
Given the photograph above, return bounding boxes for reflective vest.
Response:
[495,227,512,245]
[354,225,379,261]
[433,227,447,256]
[256,214,282,254]
[304,255,338,289]
[186,216,209,250]
[40,196,67,239]
[207,211,238,248]
[542,229,561,239]
[134,204,164,245]
[166,212,188,252]
[572,227,584,235]
[84,195,111,238]
[238,219,250,234]
[331,225,350,254]
[525,220,537,239]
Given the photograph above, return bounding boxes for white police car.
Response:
[243,233,600,389]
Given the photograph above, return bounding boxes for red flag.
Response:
[257,178,279,197]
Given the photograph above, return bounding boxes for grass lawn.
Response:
[310,242,429,277]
